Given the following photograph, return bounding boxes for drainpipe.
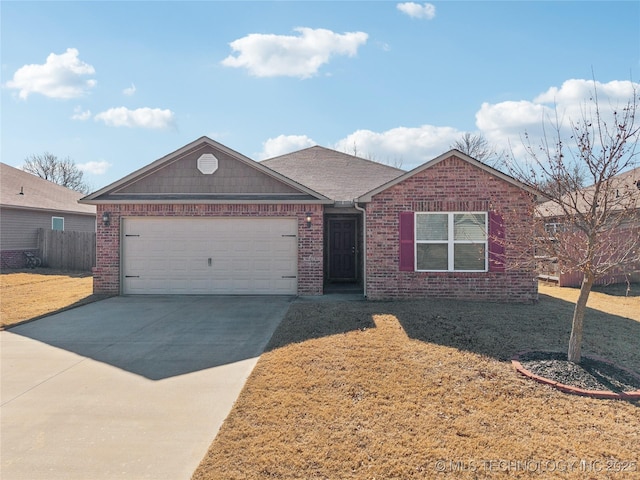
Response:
[354,200,367,298]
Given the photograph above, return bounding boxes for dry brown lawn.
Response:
[0,269,99,328]
[193,284,640,480]
[2,272,638,477]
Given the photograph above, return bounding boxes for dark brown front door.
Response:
[328,218,357,281]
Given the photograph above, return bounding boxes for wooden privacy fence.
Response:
[37,228,96,271]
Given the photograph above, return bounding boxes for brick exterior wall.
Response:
[365,156,538,303]
[93,203,324,296]
[0,249,40,269]
[557,216,640,287]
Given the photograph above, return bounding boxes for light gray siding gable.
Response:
[114,144,303,196]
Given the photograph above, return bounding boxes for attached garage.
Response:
[122,217,298,295]
[81,137,331,296]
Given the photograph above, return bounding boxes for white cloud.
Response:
[533,78,637,104]
[476,100,546,135]
[255,80,639,172]
[123,83,136,96]
[475,79,640,157]
[259,134,316,159]
[71,106,92,121]
[258,128,461,169]
[94,107,175,129]
[397,2,436,20]
[221,27,368,78]
[532,79,639,125]
[334,125,461,170]
[77,160,112,175]
[6,48,97,99]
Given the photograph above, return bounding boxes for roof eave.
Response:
[357,149,540,202]
[80,136,332,204]
[1,204,96,215]
[81,198,334,205]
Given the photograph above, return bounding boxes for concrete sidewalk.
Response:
[1,295,291,480]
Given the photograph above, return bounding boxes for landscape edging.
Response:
[511,351,640,400]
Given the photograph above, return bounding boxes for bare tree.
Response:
[505,83,640,364]
[451,132,505,167]
[23,153,90,193]
[537,163,586,198]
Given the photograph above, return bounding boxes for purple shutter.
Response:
[489,211,505,272]
[399,212,415,271]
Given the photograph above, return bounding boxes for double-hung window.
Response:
[415,212,487,271]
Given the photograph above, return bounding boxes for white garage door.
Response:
[122,217,298,295]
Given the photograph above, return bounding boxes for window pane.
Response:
[454,213,485,241]
[417,243,448,270]
[454,244,485,270]
[52,217,64,231]
[416,214,448,241]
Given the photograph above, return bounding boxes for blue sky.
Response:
[2,1,639,191]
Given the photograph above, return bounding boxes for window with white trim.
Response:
[544,222,565,235]
[415,212,487,271]
[52,216,64,231]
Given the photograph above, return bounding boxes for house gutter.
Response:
[353,200,367,298]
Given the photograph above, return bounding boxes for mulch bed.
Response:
[513,351,640,400]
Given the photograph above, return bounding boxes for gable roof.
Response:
[262,146,404,202]
[0,162,95,215]
[538,166,640,217]
[357,149,539,202]
[80,137,332,205]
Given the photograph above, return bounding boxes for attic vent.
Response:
[197,153,219,175]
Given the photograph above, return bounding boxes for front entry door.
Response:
[328,218,357,281]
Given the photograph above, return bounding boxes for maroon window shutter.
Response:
[489,211,505,272]
[399,212,415,271]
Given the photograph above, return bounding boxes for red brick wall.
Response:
[0,249,39,269]
[93,203,324,296]
[365,156,538,303]
[557,217,640,287]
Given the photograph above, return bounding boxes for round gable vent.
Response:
[197,153,219,174]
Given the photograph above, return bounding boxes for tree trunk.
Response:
[567,273,595,364]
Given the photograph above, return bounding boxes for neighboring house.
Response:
[538,166,640,287]
[80,137,538,302]
[0,163,96,268]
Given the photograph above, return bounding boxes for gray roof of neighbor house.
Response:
[538,166,640,217]
[0,163,96,215]
[262,146,405,202]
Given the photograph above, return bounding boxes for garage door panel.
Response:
[271,278,297,294]
[122,218,297,295]
[213,258,232,273]
[253,259,272,273]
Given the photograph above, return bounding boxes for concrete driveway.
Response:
[1,295,292,480]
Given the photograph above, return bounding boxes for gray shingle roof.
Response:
[261,146,404,202]
[538,166,640,217]
[1,163,95,215]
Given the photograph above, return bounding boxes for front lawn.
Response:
[193,284,640,479]
[0,269,97,328]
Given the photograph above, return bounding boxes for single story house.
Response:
[80,136,539,302]
[538,166,640,287]
[1,162,96,269]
